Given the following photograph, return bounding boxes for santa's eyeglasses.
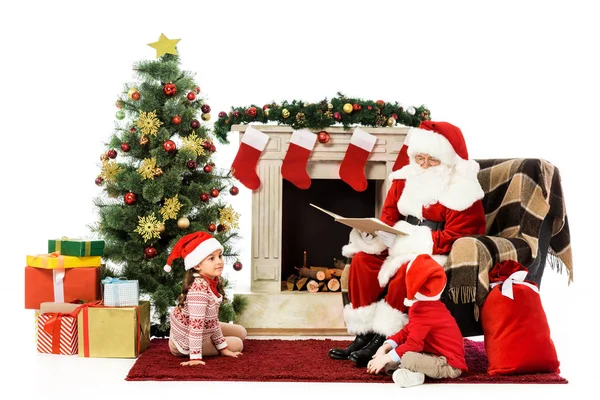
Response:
[414,154,441,167]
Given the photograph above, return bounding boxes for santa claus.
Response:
[328,120,487,366]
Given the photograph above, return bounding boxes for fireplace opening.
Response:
[281,178,377,290]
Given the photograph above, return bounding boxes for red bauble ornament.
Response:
[208,223,217,233]
[229,186,239,196]
[210,188,219,198]
[203,140,212,150]
[144,246,158,259]
[130,127,136,133]
[210,144,216,152]
[367,105,373,110]
[163,140,177,153]
[107,149,117,159]
[217,224,226,233]
[352,103,361,111]
[218,111,227,118]
[203,164,213,173]
[333,112,342,121]
[131,91,140,101]
[201,104,211,114]
[317,131,330,144]
[263,104,270,110]
[124,192,137,205]
[232,110,240,118]
[187,160,197,170]
[187,92,196,101]
[200,193,209,202]
[376,100,385,107]
[120,143,131,152]
[172,115,182,125]
[195,86,201,94]
[95,176,104,186]
[163,83,177,96]
[190,119,200,129]
[233,261,243,271]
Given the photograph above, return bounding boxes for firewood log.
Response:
[286,274,299,291]
[296,277,308,291]
[327,278,341,292]
[333,258,345,270]
[296,266,320,279]
[329,268,343,278]
[307,279,324,293]
[309,266,331,280]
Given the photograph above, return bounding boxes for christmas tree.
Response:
[92,34,246,336]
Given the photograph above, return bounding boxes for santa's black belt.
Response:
[405,215,445,231]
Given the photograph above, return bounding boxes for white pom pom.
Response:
[164,264,171,273]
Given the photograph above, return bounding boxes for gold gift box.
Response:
[77,301,150,358]
[27,254,102,269]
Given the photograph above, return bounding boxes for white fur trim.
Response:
[350,127,377,151]
[183,238,224,270]
[378,253,416,287]
[241,125,270,150]
[389,223,433,256]
[290,128,317,150]
[406,127,457,166]
[163,264,172,273]
[341,228,387,258]
[343,303,377,335]
[372,300,409,337]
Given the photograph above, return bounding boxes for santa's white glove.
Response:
[375,230,397,248]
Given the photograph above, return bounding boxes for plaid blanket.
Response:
[445,158,573,314]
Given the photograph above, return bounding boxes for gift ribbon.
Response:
[42,312,73,354]
[489,270,539,300]
[56,237,92,256]
[33,251,64,269]
[101,277,129,284]
[53,268,66,303]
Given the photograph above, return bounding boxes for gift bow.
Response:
[33,251,64,269]
[489,270,539,300]
[101,277,129,284]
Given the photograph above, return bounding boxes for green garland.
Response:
[214,92,431,143]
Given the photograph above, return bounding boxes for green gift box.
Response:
[48,238,105,257]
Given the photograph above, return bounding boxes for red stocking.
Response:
[281,129,317,189]
[231,125,270,190]
[339,128,377,192]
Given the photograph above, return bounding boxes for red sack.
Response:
[480,260,560,375]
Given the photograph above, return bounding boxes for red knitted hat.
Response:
[392,120,469,171]
[403,255,447,307]
[163,231,223,272]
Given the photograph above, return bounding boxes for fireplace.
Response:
[231,124,408,332]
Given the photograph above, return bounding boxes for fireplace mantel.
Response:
[231,124,408,293]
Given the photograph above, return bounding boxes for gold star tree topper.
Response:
[148,34,180,58]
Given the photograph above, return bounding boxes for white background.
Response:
[1,0,597,399]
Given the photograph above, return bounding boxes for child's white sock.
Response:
[392,368,425,387]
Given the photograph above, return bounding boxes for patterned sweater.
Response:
[169,277,227,359]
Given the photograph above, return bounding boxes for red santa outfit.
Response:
[385,254,467,372]
[164,232,228,360]
[341,121,486,337]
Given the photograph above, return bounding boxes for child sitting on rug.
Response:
[164,231,247,367]
[366,254,467,387]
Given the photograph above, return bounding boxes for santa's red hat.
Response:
[403,254,447,307]
[392,120,472,171]
[163,231,223,272]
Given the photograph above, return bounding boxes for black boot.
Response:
[328,333,374,360]
[348,334,386,366]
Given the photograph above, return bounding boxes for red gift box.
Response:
[24,267,101,309]
[37,312,78,355]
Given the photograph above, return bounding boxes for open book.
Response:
[310,203,407,235]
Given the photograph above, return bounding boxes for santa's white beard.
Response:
[402,163,453,208]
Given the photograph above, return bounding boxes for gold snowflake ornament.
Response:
[219,205,240,229]
[134,213,162,242]
[159,194,182,220]
[100,160,121,184]
[135,110,164,136]
[181,131,205,156]
[137,158,157,180]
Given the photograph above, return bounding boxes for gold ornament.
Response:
[147,33,181,58]
[177,217,190,229]
[387,117,396,126]
[128,87,139,99]
[181,132,206,156]
[327,103,333,110]
[296,112,305,124]
[137,158,157,180]
[100,153,109,161]
[159,194,182,220]
[100,160,121,184]
[153,167,163,177]
[134,213,162,242]
[201,113,211,121]
[281,108,290,119]
[264,108,270,117]
[343,103,353,114]
[135,110,164,136]
[157,223,165,233]
[219,205,240,229]
[139,135,149,145]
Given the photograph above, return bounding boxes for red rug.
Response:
[125,338,567,383]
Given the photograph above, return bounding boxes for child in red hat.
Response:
[165,231,247,366]
[366,254,467,387]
